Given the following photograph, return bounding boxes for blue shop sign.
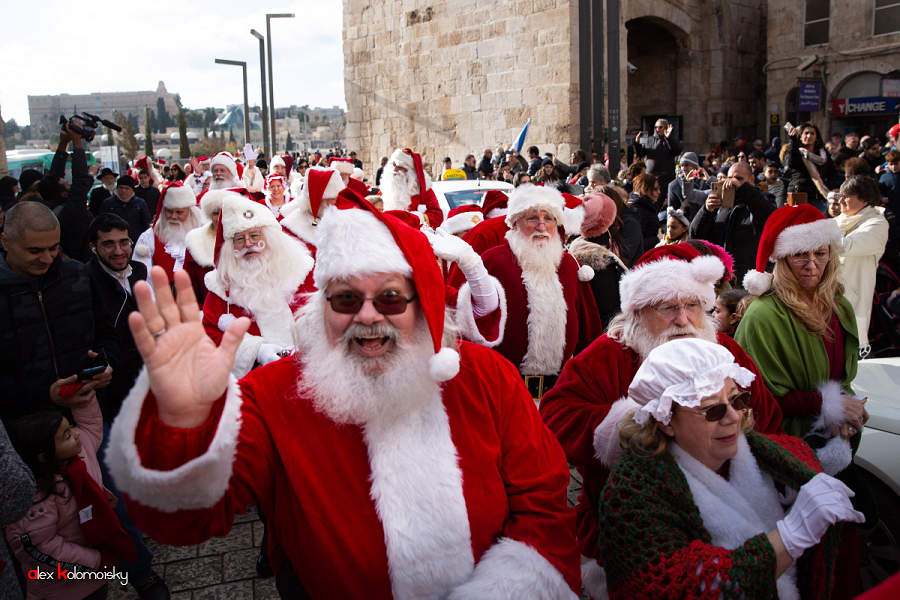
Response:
[798,81,822,111]
[833,96,900,116]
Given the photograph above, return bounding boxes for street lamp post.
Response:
[250,29,270,157]
[266,13,294,155]
[214,59,251,147]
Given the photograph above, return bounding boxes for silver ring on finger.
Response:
[152,327,167,339]
[848,426,857,435]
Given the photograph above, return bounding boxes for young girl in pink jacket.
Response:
[5,398,136,599]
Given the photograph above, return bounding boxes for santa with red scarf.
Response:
[380,148,444,227]
[134,182,206,282]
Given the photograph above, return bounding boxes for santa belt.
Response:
[522,374,559,401]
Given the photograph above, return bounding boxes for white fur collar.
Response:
[363,390,474,599]
[280,206,318,246]
[672,435,799,599]
[185,225,216,268]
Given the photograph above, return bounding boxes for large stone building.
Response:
[343,0,767,172]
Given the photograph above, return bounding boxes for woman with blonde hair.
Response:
[599,338,860,599]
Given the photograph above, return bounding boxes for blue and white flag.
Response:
[512,118,531,153]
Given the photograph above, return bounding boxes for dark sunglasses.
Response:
[677,391,749,422]
[325,292,418,315]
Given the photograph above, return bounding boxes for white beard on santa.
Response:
[606,308,718,361]
[380,167,417,212]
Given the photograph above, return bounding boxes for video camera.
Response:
[58,112,122,143]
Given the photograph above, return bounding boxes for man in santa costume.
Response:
[200,192,314,378]
[328,156,368,197]
[381,148,444,227]
[446,190,509,286]
[134,182,206,283]
[108,192,580,600]
[539,243,785,599]
[280,166,345,259]
[458,185,601,402]
[183,189,232,304]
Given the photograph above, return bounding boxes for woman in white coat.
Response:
[834,176,889,355]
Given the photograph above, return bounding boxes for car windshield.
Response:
[443,189,492,210]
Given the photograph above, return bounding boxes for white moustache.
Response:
[340,322,399,345]
[233,241,266,258]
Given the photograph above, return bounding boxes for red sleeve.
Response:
[420,188,444,227]
[575,280,603,354]
[201,294,226,346]
[777,390,823,418]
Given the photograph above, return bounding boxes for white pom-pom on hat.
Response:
[429,347,461,382]
[578,264,594,282]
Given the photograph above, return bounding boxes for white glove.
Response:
[256,343,285,366]
[430,228,480,271]
[243,143,258,163]
[776,473,864,560]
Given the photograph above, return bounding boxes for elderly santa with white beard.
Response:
[183,189,239,304]
[200,193,314,378]
[134,181,206,283]
[280,166,345,259]
[108,191,580,599]
[381,148,444,227]
[461,185,602,402]
[537,243,786,599]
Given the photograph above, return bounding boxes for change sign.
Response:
[833,96,900,116]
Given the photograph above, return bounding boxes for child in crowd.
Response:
[713,288,750,336]
[657,207,690,245]
[5,397,136,600]
[827,191,842,218]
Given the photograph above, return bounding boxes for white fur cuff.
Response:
[233,334,265,379]
[454,277,507,348]
[581,556,608,599]
[814,436,853,476]
[447,538,576,600]
[812,380,846,433]
[593,397,639,469]
[106,369,243,512]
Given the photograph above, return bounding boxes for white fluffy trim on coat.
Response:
[455,276,507,348]
[811,380,846,433]
[447,537,576,600]
[232,333,265,379]
[184,225,216,268]
[814,436,853,476]
[593,397,639,469]
[581,556,609,600]
[106,369,243,512]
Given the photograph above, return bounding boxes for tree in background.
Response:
[156,97,170,132]
[144,107,155,157]
[126,112,139,131]
[285,131,293,152]
[174,94,184,111]
[3,117,22,149]
[178,108,190,159]
[228,126,235,144]
[115,112,140,160]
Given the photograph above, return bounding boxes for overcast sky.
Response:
[1,0,345,127]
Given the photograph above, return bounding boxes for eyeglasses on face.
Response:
[325,291,418,315]
[788,252,831,266]
[677,390,749,421]
[98,239,133,251]
[522,215,558,226]
[233,231,263,246]
[651,301,704,320]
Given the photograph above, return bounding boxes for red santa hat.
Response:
[384,209,424,230]
[579,193,617,238]
[689,240,736,283]
[264,173,289,195]
[441,204,484,235]
[742,204,842,295]
[134,156,151,171]
[390,148,431,195]
[561,193,585,236]
[314,188,460,382]
[619,244,724,314]
[889,123,900,139]
[480,190,508,219]
[504,184,565,228]
[270,155,286,169]
[328,156,355,174]
[151,181,198,226]
[297,167,344,223]
[212,192,281,267]
[210,152,239,181]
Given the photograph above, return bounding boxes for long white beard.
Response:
[216,238,304,316]
[381,168,415,211]
[155,219,193,246]
[627,314,718,360]
[209,176,240,191]
[507,228,564,275]
[293,294,439,426]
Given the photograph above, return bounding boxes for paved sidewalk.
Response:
[108,504,278,600]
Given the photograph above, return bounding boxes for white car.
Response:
[852,357,900,589]
[430,180,514,220]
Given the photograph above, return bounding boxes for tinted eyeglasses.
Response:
[677,391,749,422]
[325,291,418,315]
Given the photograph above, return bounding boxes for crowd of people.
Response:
[1,114,899,600]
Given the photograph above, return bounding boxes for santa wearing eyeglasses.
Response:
[199,192,314,378]
[538,242,785,600]
[107,188,581,599]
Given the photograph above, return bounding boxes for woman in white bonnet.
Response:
[598,338,862,600]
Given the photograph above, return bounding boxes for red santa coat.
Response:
[109,342,580,599]
[183,226,216,306]
[468,243,602,374]
[446,216,510,288]
[539,332,785,566]
[411,188,444,228]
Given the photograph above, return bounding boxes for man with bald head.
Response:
[689,160,776,282]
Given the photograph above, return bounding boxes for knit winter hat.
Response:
[742,204,842,295]
[680,152,700,168]
[667,206,690,228]
[210,152,239,181]
[505,184,565,228]
[619,244,724,314]
[314,189,460,382]
[630,338,755,426]
[580,193,617,237]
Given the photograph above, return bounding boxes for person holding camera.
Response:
[633,119,684,202]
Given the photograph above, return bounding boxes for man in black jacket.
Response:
[100,175,152,243]
[134,169,162,216]
[35,125,94,262]
[689,161,776,284]
[633,119,684,202]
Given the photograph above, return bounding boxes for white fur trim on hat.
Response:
[106,369,242,511]
[221,195,280,239]
[742,269,774,296]
[772,218,842,260]
[562,204,585,236]
[163,184,197,209]
[440,211,484,236]
[199,189,230,219]
[504,185,565,228]
[430,347,460,382]
[390,148,414,169]
[352,167,365,180]
[485,207,508,219]
[210,152,238,180]
[269,155,286,169]
[331,160,354,175]
[619,254,723,314]
[313,206,411,289]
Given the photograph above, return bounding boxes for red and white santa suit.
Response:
[134,182,206,282]
[269,154,303,187]
[457,185,602,381]
[200,193,314,378]
[445,190,508,287]
[328,156,368,197]
[183,189,243,305]
[260,173,293,219]
[538,244,785,598]
[382,148,444,227]
[108,198,580,599]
